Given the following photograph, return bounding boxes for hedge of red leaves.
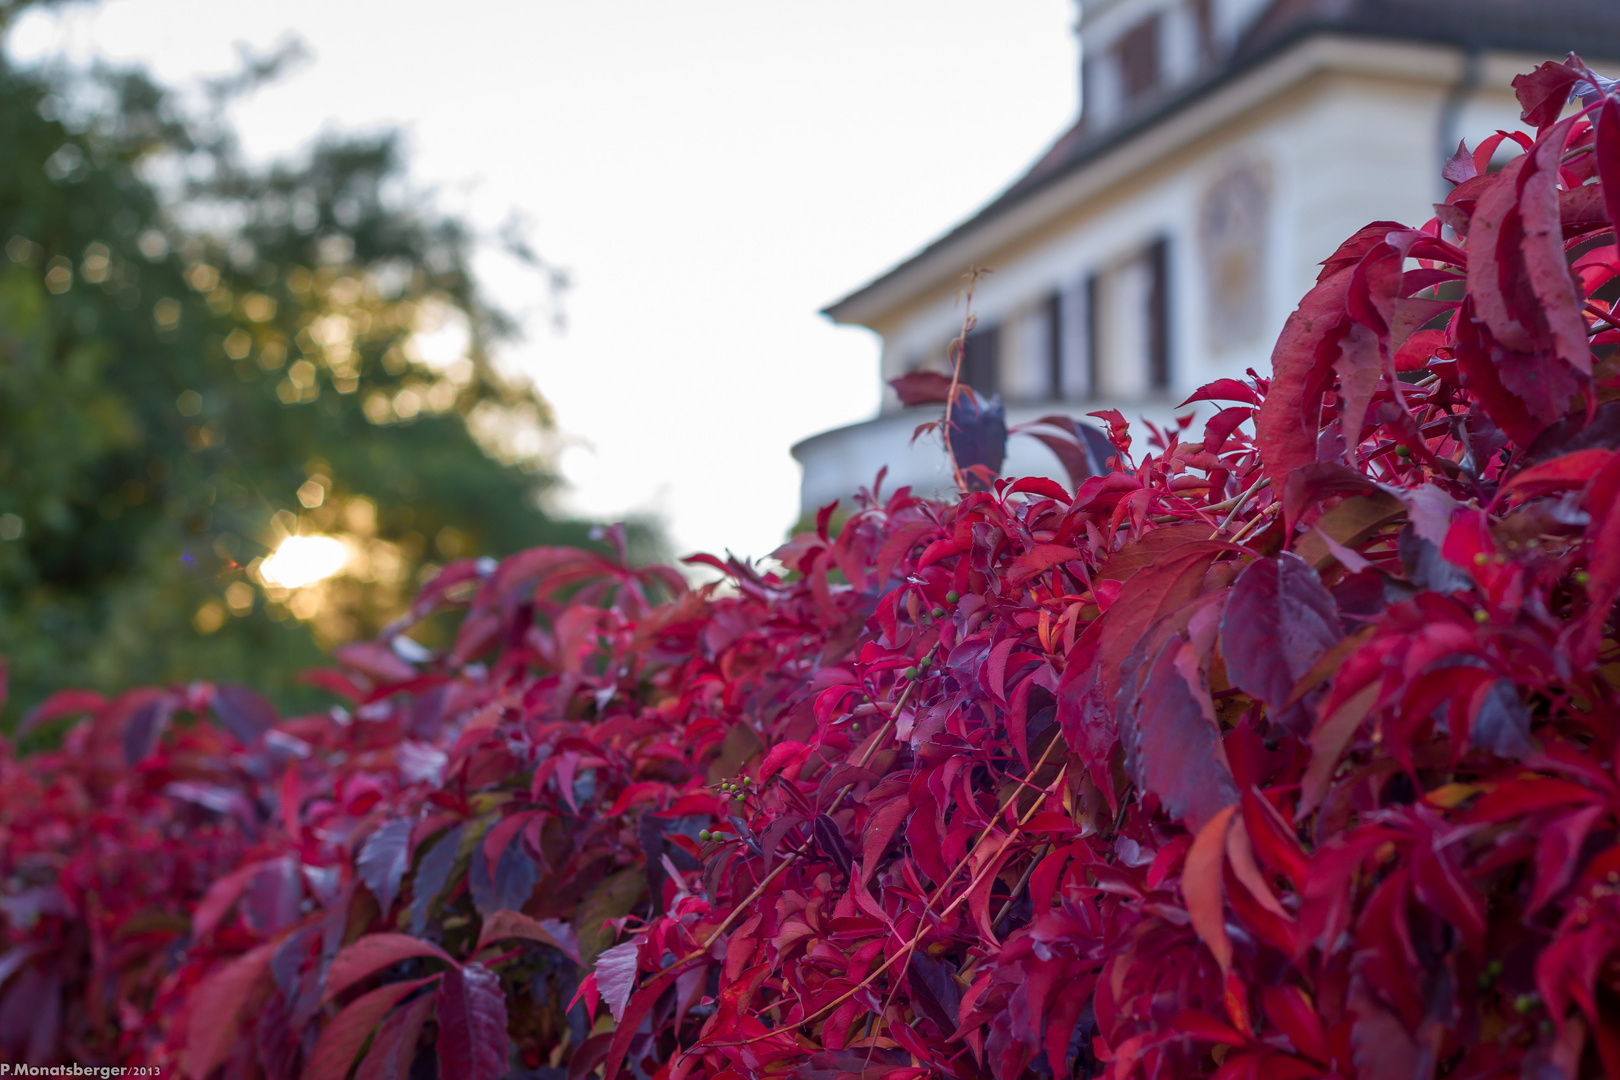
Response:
[10,54,1620,1080]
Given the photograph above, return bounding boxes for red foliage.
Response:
[8,54,1620,1080]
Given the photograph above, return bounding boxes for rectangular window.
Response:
[1085,237,1172,400]
[1116,16,1161,105]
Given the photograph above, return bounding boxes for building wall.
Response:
[873,63,1523,410]
[798,39,1539,513]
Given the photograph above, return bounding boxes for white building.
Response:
[796,0,1620,514]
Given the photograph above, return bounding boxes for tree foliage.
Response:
[9,53,1620,1080]
[0,27,611,729]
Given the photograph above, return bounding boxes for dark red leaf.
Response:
[1220,554,1342,732]
[888,371,956,406]
[434,964,509,1080]
[355,991,436,1080]
[1120,633,1239,833]
[1511,59,1582,131]
[183,943,276,1080]
[306,977,438,1080]
[323,934,455,1005]
[1182,805,1238,975]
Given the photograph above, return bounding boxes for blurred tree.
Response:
[0,22,637,728]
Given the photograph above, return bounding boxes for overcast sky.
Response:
[10,0,1077,562]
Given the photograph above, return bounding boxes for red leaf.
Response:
[1466,776,1600,823]
[1181,378,1261,407]
[1502,449,1616,497]
[859,795,912,888]
[476,910,581,964]
[1598,97,1620,247]
[601,971,674,1080]
[434,963,509,1080]
[1465,117,1590,397]
[1535,922,1619,1034]
[1528,804,1607,916]
[757,740,811,786]
[183,943,276,1079]
[355,991,436,1080]
[15,688,105,739]
[1006,543,1083,584]
[1255,224,1405,490]
[1241,788,1309,893]
[1202,407,1252,454]
[1578,448,1620,664]
[888,370,956,406]
[1511,59,1582,131]
[1183,805,1238,975]
[1004,475,1071,501]
[323,934,455,1005]
[985,637,1017,703]
[305,977,438,1080]
[190,860,263,942]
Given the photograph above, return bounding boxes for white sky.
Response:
[9,0,1077,563]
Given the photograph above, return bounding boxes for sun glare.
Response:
[259,535,350,589]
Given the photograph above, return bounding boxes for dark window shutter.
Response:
[1045,292,1063,401]
[1147,237,1170,392]
[1116,17,1160,104]
[1084,273,1101,399]
[962,324,1000,397]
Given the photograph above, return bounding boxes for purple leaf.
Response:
[811,813,853,878]
[409,825,463,936]
[211,684,279,745]
[122,697,173,766]
[945,389,1007,478]
[468,837,538,918]
[358,819,413,914]
[1220,554,1343,734]
[242,856,303,937]
[594,940,641,1024]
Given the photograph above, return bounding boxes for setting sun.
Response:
[258,534,350,589]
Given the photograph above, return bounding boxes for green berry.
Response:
[1473,553,1488,566]
[1577,571,1591,585]
[733,792,745,802]
[1474,609,1489,623]
[699,829,712,842]
[905,666,919,680]
[932,607,945,618]
[945,590,960,604]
